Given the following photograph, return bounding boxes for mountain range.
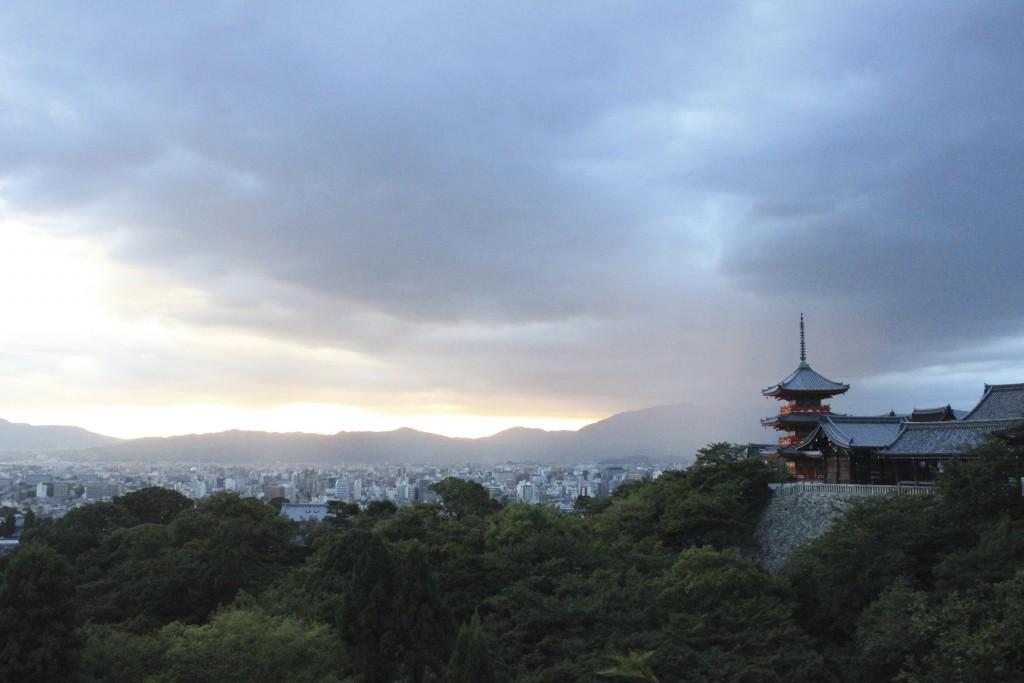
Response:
[0,404,713,465]
[0,418,120,452]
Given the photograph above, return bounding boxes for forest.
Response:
[2,438,1023,683]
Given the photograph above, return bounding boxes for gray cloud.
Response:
[0,1,1021,440]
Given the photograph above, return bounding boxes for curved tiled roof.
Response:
[798,415,905,449]
[760,412,825,428]
[762,362,850,396]
[820,415,905,448]
[962,384,1024,421]
[881,418,1022,456]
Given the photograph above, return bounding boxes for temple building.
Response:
[760,319,1024,485]
[760,315,849,479]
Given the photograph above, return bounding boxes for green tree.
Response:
[79,608,343,683]
[77,523,193,628]
[365,499,398,517]
[21,508,36,531]
[78,623,167,683]
[598,650,659,682]
[326,500,360,522]
[650,547,829,682]
[166,493,298,622]
[693,442,747,467]
[432,478,499,519]
[115,487,193,525]
[0,544,81,681]
[573,494,612,515]
[395,544,455,683]
[920,570,1024,682]
[447,611,498,683]
[151,608,343,683]
[592,452,777,552]
[937,437,1024,525]
[340,537,400,683]
[782,494,942,644]
[0,507,15,538]
[849,581,937,683]
[23,499,139,556]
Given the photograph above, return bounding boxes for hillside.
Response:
[0,418,120,452]
[54,403,709,465]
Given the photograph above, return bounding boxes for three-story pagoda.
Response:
[761,315,849,479]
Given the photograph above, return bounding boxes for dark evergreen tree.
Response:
[0,544,80,682]
[0,507,15,538]
[365,500,398,517]
[447,611,497,683]
[340,537,399,683]
[395,544,455,682]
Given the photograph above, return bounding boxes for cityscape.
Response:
[0,456,671,533]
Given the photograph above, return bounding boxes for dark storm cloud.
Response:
[1,1,1021,437]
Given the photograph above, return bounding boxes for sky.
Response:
[0,1,1022,441]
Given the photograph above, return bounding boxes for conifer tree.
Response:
[0,508,15,538]
[340,537,399,683]
[447,611,497,683]
[395,546,454,683]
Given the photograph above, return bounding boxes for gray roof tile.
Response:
[882,418,1022,456]
[963,384,1024,421]
[816,415,906,448]
[762,362,850,396]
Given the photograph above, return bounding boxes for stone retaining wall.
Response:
[753,483,933,572]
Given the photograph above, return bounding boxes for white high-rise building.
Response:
[516,480,539,504]
[334,479,352,502]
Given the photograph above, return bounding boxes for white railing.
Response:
[768,482,935,497]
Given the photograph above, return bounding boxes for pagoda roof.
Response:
[759,445,822,460]
[798,415,905,449]
[762,362,850,397]
[962,383,1024,421]
[881,418,1023,457]
[760,411,826,428]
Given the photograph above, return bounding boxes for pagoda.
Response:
[761,315,849,480]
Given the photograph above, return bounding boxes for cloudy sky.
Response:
[0,1,1021,440]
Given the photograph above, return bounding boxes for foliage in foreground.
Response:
[784,437,1024,681]
[5,438,1024,682]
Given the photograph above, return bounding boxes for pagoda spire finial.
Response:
[799,313,806,363]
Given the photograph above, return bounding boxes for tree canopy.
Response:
[5,439,1024,682]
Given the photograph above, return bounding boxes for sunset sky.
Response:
[0,1,1022,440]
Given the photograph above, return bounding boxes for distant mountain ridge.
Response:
[0,418,120,452]
[0,403,709,465]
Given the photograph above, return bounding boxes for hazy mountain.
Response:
[0,418,120,452]
[27,403,714,465]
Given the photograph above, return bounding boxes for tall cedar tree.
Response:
[340,537,455,683]
[394,545,455,682]
[340,537,400,683]
[447,611,498,683]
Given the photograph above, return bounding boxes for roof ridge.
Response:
[828,415,905,423]
[906,417,1022,429]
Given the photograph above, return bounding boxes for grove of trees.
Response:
[2,438,1023,682]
